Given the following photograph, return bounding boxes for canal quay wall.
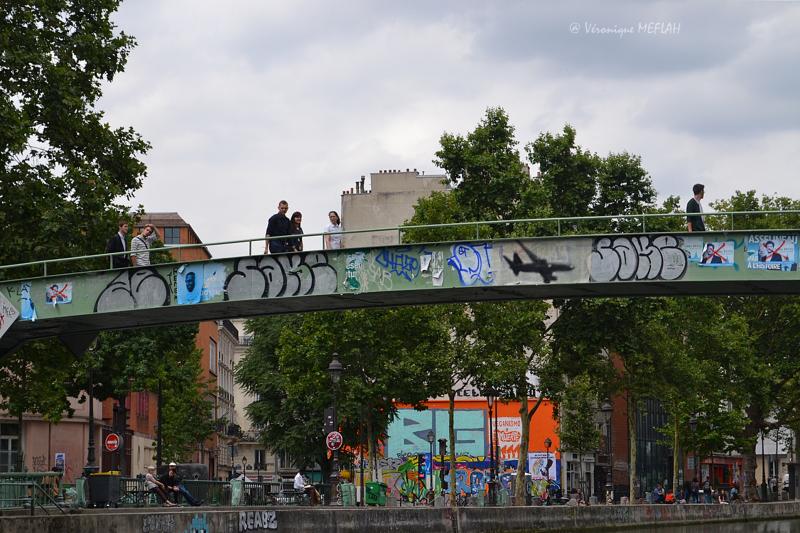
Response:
[2,501,800,532]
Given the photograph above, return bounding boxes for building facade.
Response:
[340,169,449,248]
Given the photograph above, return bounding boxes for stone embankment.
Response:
[1,501,799,532]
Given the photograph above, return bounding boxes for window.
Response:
[209,339,217,374]
[0,423,20,473]
[255,449,267,469]
[163,227,181,244]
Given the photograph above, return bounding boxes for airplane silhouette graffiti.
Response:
[503,244,574,283]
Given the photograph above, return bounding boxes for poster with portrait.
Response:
[528,452,558,481]
[746,235,798,272]
[45,283,73,304]
[697,241,734,267]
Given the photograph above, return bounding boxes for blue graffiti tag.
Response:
[448,243,494,286]
[375,247,420,281]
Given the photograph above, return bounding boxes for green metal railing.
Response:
[1,210,799,283]
[0,477,66,515]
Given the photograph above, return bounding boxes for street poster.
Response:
[746,235,798,272]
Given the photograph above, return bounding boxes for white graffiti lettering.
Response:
[142,513,176,533]
[590,235,687,282]
[239,510,277,531]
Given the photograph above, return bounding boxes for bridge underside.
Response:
[2,279,798,357]
[2,231,800,356]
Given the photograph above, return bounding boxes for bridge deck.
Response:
[2,230,799,355]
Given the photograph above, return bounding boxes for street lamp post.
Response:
[601,401,613,504]
[427,430,435,506]
[761,430,768,501]
[438,438,447,503]
[544,437,552,502]
[328,354,343,505]
[487,392,495,506]
[242,456,247,480]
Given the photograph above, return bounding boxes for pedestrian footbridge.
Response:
[2,214,799,355]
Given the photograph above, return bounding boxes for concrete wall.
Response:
[3,502,800,533]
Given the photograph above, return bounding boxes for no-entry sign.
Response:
[104,433,122,452]
[326,431,343,451]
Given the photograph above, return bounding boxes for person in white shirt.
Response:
[145,465,175,506]
[293,469,320,505]
[324,211,342,250]
[131,224,159,266]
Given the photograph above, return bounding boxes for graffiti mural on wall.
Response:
[386,409,486,457]
[224,252,337,300]
[380,453,524,501]
[448,243,494,286]
[183,513,209,533]
[502,242,574,284]
[94,268,170,312]
[590,235,688,282]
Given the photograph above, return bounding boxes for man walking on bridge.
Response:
[131,224,159,266]
[265,200,291,254]
[686,183,706,232]
[106,221,130,268]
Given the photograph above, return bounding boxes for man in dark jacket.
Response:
[264,200,291,254]
[106,221,130,268]
[159,462,203,506]
[686,183,706,232]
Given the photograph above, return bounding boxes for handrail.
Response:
[1,210,799,281]
[0,480,66,515]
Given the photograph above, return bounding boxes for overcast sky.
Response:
[101,0,800,252]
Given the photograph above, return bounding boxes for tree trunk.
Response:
[672,413,679,499]
[367,415,374,481]
[741,407,761,501]
[449,390,457,508]
[514,395,530,505]
[628,393,637,503]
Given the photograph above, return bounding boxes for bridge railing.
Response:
[1,210,799,282]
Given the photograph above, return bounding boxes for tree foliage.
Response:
[0,0,149,270]
[236,308,452,475]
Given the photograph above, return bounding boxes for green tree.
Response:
[556,373,601,499]
[0,0,149,270]
[0,0,148,466]
[72,325,215,465]
[236,308,452,484]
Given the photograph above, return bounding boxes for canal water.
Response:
[619,518,800,532]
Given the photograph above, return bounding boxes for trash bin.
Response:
[365,481,387,506]
[340,483,355,506]
[88,472,120,507]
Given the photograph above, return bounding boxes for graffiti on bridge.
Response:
[375,247,420,282]
[502,242,574,284]
[224,252,337,300]
[94,268,171,312]
[590,235,687,282]
[448,243,494,286]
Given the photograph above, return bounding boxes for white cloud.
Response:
[99,0,800,251]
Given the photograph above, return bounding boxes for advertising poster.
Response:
[496,417,522,461]
[698,241,734,266]
[746,235,798,272]
[682,236,705,263]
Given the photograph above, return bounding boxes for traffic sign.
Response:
[326,431,343,451]
[104,433,122,452]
